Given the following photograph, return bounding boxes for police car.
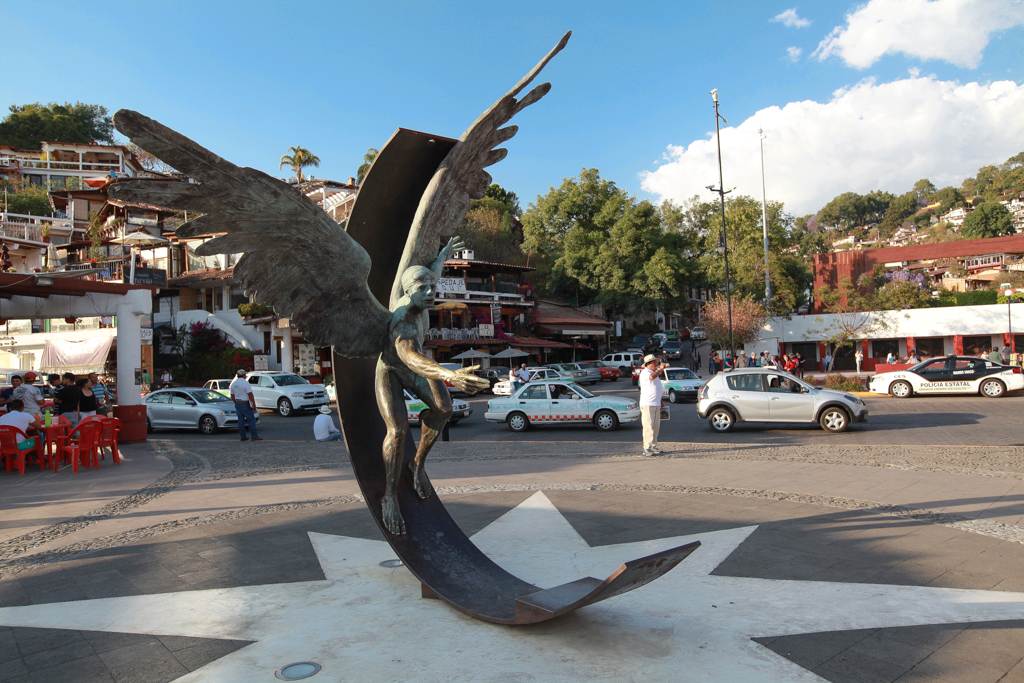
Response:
[485,381,640,432]
[405,389,472,426]
[869,355,1024,398]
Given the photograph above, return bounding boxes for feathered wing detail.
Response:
[109,110,392,358]
[389,31,571,308]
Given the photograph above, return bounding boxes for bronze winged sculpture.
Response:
[111,33,574,536]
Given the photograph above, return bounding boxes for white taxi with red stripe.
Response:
[485,381,639,432]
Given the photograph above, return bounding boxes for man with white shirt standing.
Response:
[229,369,261,441]
[639,353,667,457]
[314,405,344,442]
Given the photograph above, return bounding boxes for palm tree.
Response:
[279,146,320,183]
[356,148,379,185]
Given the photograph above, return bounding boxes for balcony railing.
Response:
[436,290,532,305]
[14,159,123,172]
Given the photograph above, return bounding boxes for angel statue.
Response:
[110,31,571,536]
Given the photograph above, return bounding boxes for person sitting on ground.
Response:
[313,405,344,442]
[0,399,43,446]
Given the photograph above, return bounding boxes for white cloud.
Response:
[772,8,812,28]
[787,46,803,62]
[640,76,1024,216]
[813,0,1024,69]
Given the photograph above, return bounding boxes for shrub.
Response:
[824,373,865,392]
[238,302,274,317]
[954,290,997,306]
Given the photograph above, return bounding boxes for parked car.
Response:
[405,389,472,426]
[439,362,464,394]
[662,368,704,403]
[676,327,691,341]
[549,362,599,385]
[492,367,576,396]
[662,340,683,360]
[245,372,329,416]
[603,352,644,373]
[576,360,621,381]
[485,381,639,432]
[203,379,233,398]
[869,355,1023,398]
[663,329,681,341]
[625,335,651,352]
[651,333,667,348]
[471,367,511,394]
[696,369,868,433]
[690,326,707,340]
[145,387,259,434]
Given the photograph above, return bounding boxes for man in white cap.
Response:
[314,405,343,442]
[639,353,668,457]
[229,369,261,441]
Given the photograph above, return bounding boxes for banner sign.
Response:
[131,267,167,287]
[490,304,502,324]
[437,278,466,293]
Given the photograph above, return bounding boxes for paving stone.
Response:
[170,639,251,672]
[23,654,113,683]
[22,638,95,670]
[97,640,186,683]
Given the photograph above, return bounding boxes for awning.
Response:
[40,336,114,375]
[435,301,468,310]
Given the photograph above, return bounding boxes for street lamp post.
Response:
[759,128,770,303]
[709,89,735,365]
[1001,283,1014,353]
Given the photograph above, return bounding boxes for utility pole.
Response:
[759,128,771,303]
[709,89,735,365]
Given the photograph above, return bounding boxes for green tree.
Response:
[279,146,320,183]
[485,183,521,215]
[701,295,770,349]
[355,148,378,185]
[931,186,966,213]
[0,102,113,149]
[878,191,918,238]
[1,179,52,215]
[961,202,1014,239]
[912,178,937,201]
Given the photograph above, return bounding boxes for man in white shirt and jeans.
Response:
[314,405,344,442]
[229,369,262,441]
[639,353,667,457]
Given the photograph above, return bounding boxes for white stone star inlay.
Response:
[1,492,1022,682]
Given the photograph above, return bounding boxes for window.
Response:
[260,376,275,388]
[521,385,549,400]
[766,374,801,393]
[916,359,947,376]
[170,393,194,405]
[913,338,945,358]
[146,393,170,403]
[962,336,992,357]
[872,339,899,358]
[727,374,763,392]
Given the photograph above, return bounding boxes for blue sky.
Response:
[2,0,1022,216]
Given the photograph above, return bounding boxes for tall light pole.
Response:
[709,89,735,365]
[759,128,771,304]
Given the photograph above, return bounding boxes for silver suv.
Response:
[696,368,868,433]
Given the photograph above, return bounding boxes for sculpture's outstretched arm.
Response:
[394,340,490,394]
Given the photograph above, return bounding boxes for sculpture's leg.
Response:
[375,360,408,535]
[409,375,452,500]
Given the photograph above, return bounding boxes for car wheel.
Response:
[594,409,619,431]
[669,390,678,404]
[199,415,218,435]
[889,380,913,398]
[146,418,153,434]
[277,398,293,416]
[980,378,1006,398]
[819,407,849,433]
[708,407,734,432]
[507,412,529,432]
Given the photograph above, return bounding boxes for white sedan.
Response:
[485,381,639,432]
[869,355,1024,398]
[404,389,472,426]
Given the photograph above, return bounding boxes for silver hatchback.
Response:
[696,369,868,433]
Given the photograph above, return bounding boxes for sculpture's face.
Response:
[407,273,436,311]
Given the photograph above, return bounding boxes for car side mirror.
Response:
[801,387,810,394]
[698,375,703,379]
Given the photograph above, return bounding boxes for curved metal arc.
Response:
[338,128,692,624]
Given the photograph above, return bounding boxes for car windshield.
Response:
[666,369,698,380]
[189,390,231,403]
[271,374,309,386]
[663,341,681,349]
[571,385,595,398]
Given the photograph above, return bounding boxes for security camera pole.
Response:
[709,89,735,365]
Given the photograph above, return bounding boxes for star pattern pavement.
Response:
[1,492,1022,682]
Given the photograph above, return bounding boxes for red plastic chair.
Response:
[57,421,103,473]
[94,417,122,465]
[0,426,44,475]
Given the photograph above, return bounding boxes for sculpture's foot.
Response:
[381,495,406,535]
[409,462,435,500]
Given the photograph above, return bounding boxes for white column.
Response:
[281,326,294,373]
[116,301,142,406]
[222,285,231,311]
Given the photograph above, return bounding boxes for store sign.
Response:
[560,329,605,336]
[140,328,153,346]
[132,268,167,287]
[479,324,494,337]
[254,354,269,371]
[437,278,466,293]
[490,304,502,324]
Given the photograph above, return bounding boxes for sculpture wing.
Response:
[389,31,571,308]
[109,110,391,357]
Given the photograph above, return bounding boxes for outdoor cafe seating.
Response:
[1,414,123,475]
[0,425,45,475]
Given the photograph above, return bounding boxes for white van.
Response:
[602,352,643,372]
